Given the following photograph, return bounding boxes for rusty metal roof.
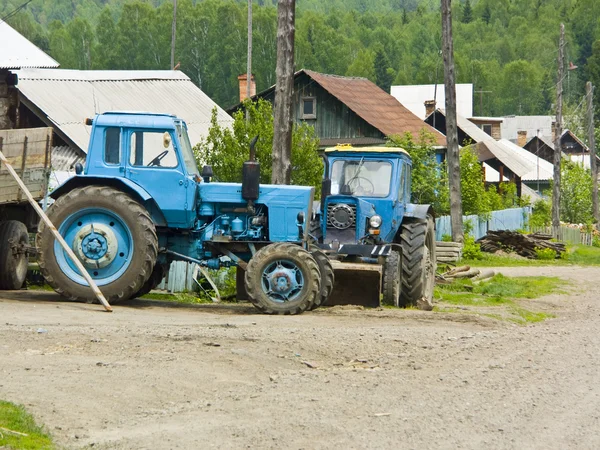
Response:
[303,70,446,147]
[0,22,59,69]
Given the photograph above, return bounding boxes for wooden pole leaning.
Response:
[0,150,112,312]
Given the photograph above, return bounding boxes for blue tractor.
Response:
[314,145,436,309]
[37,112,329,315]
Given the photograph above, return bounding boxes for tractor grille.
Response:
[327,203,357,230]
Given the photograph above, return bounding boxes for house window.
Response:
[301,97,316,119]
[482,124,492,136]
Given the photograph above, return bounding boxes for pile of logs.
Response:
[476,230,566,259]
[437,265,495,285]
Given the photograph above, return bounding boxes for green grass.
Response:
[26,284,54,292]
[460,244,600,267]
[140,292,213,304]
[0,401,54,449]
[434,274,566,324]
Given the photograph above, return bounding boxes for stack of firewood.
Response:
[476,230,566,259]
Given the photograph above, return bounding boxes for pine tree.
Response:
[482,4,491,24]
[462,0,473,24]
[374,49,394,93]
[402,8,409,24]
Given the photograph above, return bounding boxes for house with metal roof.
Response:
[0,21,59,130]
[227,69,446,149]
[14,69,233,171]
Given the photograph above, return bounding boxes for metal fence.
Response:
[435,207,530,241]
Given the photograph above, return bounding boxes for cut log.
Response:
[476,230,566,259]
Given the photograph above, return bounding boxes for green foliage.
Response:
[441,234,452,242]
[5,0,600,112]
[592,235,600,248]
[535,247,557,260]
[460,146,490,216]
[387,130,449,215]
[530,198,552,227]
[0,400,54,449]
[560,161,594,224]
[195,100,323,195]
[462,234,483,260]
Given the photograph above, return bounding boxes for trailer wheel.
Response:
[0,221,29,290]
[399,216,436,309]
[37,186,158,304]
[382,250,401,306]
[245,243,321,315]
[131,263,168,299]
[309,248,335,309]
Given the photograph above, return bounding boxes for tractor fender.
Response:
[404,203,435,222]
[49,175,167,226]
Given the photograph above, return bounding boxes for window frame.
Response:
[127,129,181,170]
[103,127,122,166]
[300,96,317,120]
[482,124,493,136]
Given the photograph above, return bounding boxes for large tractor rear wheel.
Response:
[131,263,168,299]
[399,216,436,309]
[37,186,158,304]
[245,243,321,315]
[0,221,29,290]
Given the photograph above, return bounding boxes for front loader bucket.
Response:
[325,261,381,308]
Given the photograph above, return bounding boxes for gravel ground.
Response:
[1,265,599,449]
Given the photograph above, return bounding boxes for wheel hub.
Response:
[262,261,304,301]
[73,223,118,269]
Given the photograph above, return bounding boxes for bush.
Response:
[535,247,557,260]
[462,234,483,259]
[530,198,551,228]
[441,234,452,242]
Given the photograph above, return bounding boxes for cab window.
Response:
[130,131,178,168]
[104,127,121,165]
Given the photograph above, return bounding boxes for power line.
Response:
[0,0,33,24]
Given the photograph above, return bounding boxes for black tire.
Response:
[245,242,321,315]
[309,248,335,309]
[399,216,436,308]
[37,186,158,304]
[132,263,168,299]
[381,250,401,306]
[0,221,29,290]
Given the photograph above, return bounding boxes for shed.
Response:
[425,109,490,146]
[14,69,233,170]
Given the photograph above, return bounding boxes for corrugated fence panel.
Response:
[436,207,530,241]
[156,261,197,293]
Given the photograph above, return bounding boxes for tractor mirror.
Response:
[202,165,213,183]
[163,132,171,148]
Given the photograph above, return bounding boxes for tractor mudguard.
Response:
[50,175,167,226]
[404,203,435,221]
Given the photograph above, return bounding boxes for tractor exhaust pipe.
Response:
[242,135,260,212]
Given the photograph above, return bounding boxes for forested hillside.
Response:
[3,0,600,116]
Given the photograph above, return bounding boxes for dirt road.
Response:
[1,266,599,449]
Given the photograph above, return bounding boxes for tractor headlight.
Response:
[369,215,382,228]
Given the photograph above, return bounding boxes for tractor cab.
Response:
[320,145,412,245]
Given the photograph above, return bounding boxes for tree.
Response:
[195,100,323,195]
[481,4,491,24]
[374,48,395,93]
[560,161,593,224]
[462,0,473,24]
[459,146,490,216]
[387,131,449,215]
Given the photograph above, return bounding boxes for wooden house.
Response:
[228,69,446,149]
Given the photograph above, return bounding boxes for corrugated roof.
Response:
[498,139,553,181]
[500,116,554,142]
[0,22,59,69]
[304,70,446,146]
[15,69,233,152]
[475,139,535,178]
[428,109,491,144]
[51,145,85,172]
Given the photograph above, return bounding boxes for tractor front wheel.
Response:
[37,186,158,304]
[399,216,436,309]
[382,250,401,306]
[309,247,335,309]
[245,243,321,315]
[0,221,29,290]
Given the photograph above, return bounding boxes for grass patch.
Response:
[140,292,213,304]
[26,284,54,292]
[0,400,54,449]
[460,244,600,267]
[434,274,566,324]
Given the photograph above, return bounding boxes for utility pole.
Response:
[552,23,565,233]
[271,0,295,185]
[587,81,599,223]
[170,0,177,70]
[441,0,463,242]
[246,0,253,122]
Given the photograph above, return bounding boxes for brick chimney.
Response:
[424,100,436,118]
[238,73,256,102]
[517,130,527,147]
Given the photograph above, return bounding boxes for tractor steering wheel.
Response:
[348,177,375,195]
[147,150,169,167]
